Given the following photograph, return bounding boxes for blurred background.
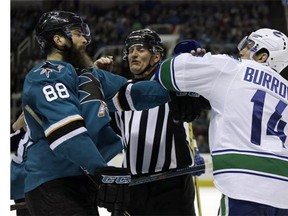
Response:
[9,1,288,214]
[10,0,288,155]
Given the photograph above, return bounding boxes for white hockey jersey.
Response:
[156,53,288,209]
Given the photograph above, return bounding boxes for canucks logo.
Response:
[34,61,64,78]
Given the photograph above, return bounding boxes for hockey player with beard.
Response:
[20,11,169,216]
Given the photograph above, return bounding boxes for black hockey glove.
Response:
[94,166,131,213]
[168,92,210,123]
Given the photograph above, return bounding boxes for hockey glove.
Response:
[193,147,205,176]
[168,92,210,123]
[94,166,131,213]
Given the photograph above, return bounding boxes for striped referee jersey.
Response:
[114,103,194,176]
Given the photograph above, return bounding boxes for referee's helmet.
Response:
[35,11,91,52]
[238,28,288,73]
[123,28,164,60]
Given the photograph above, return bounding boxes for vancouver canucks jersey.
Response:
[156,53,288,208]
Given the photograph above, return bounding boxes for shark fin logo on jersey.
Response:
[78,71,108,117]
[34,61,64,78]
[78,71,105,103]
[98,100,108,117]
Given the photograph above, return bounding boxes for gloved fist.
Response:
[168,92,210,123]
[94,56,114,71]
[193,147,205,176]
[94,166,131,213]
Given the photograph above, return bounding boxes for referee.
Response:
[112,29,205,215]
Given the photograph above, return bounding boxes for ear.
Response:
[152,52,161,64]
[53,34,66,48]
[254,52,269,63]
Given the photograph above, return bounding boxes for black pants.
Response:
[127,174,196,216]
[25,175,99,216]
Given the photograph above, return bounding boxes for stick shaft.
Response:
[189,122,202,216]
[24,105,43,125]
[10,202,27,211]
[129,163,211,186]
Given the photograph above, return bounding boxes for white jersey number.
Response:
[42,83,70,102]
[251,90,287,147]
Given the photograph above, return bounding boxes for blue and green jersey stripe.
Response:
[212,152,288,180]
[157,57,180,92]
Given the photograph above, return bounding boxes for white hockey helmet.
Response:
[237,28,288,73]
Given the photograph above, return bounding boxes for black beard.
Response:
[63,45,93,69]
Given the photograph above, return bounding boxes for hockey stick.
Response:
[130,162,211,186]
[11,162,210,210]
[21,106,211,214]
[10,202,131,216]
[189,122,202,216]
[24,105,43,126]
[10,202,26,211]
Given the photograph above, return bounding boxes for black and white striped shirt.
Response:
[114,103,194,176]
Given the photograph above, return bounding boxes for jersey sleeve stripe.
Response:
[113,82,136,111]
[112,92,123,111]
[49,127,87,150]
[45,114,83,135]
[158,57,180,91]
[125,83,136,110]
[46,118,86,147]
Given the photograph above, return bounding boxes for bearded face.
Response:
[63,44,93,70]
[60,28,94,70]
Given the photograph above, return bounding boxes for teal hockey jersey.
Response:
[22,60,168,193]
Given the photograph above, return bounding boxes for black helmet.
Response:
[123,28,164,60]
[35,11,91,51]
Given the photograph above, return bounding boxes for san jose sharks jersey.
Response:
[22,60,110,192]
[77,68,125,162]
[21,60,169,193]
[11,128,31,200]
[156,53,288,209]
